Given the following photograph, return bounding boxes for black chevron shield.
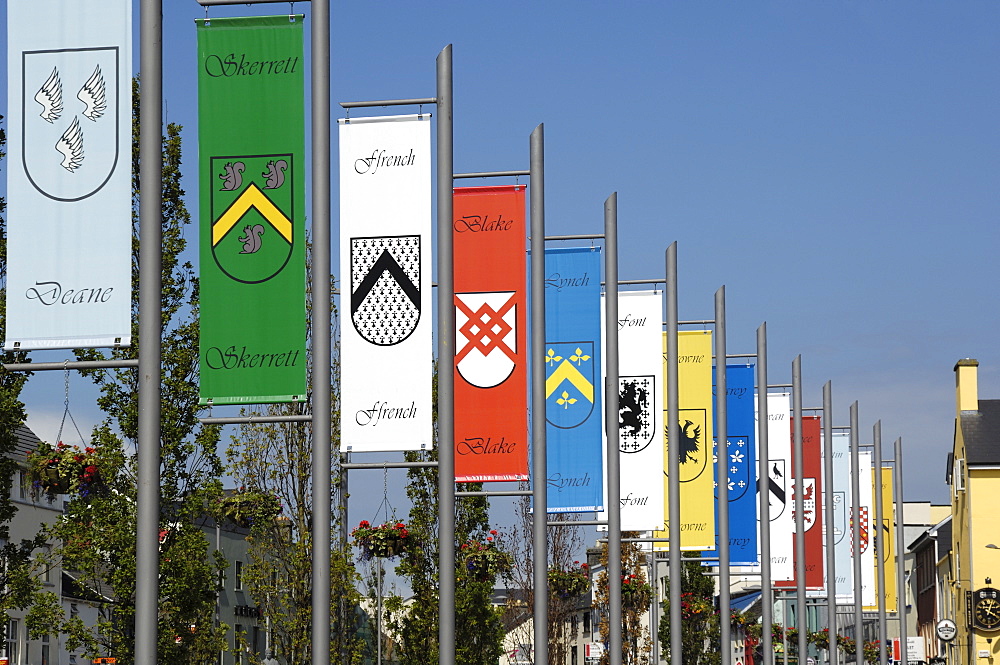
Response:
[350,235,421,346]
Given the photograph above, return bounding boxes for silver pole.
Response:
[823,382,839,665]
[792,356,808,663]
[893,438,908,665]
[873,422,887,665]
[529,124,548,665]
[757,324,774,665]
[136,0,162,661]
[716,287,732,665]
[651,554,660,665]
[666,242,681,665]
[850,402,863,665]
[312,4,332,665]
[436,45,456,665]
[605,194,623,665]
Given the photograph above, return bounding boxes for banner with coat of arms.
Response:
[453,186,528,482]
[5,0,132,350]
[751,392,794,582]
[866,466,897,612]
[702,364,758,566]
[777,415,824,590]
[859,452,876,606]
[654,330,716,550]
[597,290,664,530]
[543,247,603,512]
[831,431,854,601]
[338,114,432,451]
[197,16,306,404]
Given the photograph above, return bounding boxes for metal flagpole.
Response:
[716,287,732,665]
[311,2,332,665]
[823,381,839,665]
[436,45,456,665]
[850,402,863,665]
[666,242,681,665]
[792,356,808,663]
[757,323,774,665]
[530,124,548,665]
[893,438,908,665]
[872,421,887,665]
[136,0,162,662]
[605,194,623,665]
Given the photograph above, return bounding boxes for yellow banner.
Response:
[866,467,897,611]
[654,330,716,550]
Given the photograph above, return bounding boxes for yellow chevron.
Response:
[213,184,292,246]
[545,359,594,403]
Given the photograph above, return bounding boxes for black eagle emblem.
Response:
[666,419,701,464]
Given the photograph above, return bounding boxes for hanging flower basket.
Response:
[351,520,410,559]
[548,562,590,598]
[620,574,651,607]
[219,490,283,528]
[27,441,103,502]
[461,531,511,581]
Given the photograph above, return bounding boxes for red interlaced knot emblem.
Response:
[455,297,516,363]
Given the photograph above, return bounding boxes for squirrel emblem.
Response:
[262,159,288,189]
[238,224,265,254]
[219,161,245,191]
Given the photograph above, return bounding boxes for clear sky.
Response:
[3,1,998,519]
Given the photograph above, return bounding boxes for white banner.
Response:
[830,431,854,602]
[338,115,432,451]
[5,0,132,350]
[599,291,665,531]
[753,392,794,582]
[860,452,876,607]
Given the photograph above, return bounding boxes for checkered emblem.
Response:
[455,291,516,388]
[851,507,870,555]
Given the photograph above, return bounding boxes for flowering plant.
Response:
[863,640,889,664]
[809,628,830,651]
[461,530,511,580]
[548,561,590,598]
[620,573,651,605]
[218,490,283,528]
[27,441,102,501]
[351,520,410,559]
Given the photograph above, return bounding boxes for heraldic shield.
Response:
[767,459,788,520]
[665,408,709,483]
[23,47,120,202]
[792,478,818,532]
[545,341,595,429]
[456,291,516,389]
[351,235,421,346]
[718,435,752,500]
[833,490,847,544]
[210,154,294,284]
[619,376,655,453]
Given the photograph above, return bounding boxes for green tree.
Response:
[381,444,507,665]
[0,114,49,639]
[595,533,652,665]
[658,553,721,665]
[225,273,364,665]
[25,79,228,665]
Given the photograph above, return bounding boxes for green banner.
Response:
[197,16,306,404]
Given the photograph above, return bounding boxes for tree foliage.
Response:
[25,79,228,665]
[594,533,652,665]
[658,553,721,665]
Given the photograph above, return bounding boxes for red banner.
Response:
[453,186,528,482]
[776,415,825,590]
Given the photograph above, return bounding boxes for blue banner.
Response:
[543,247,603,512]
[704,364,758,565]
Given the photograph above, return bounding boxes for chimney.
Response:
[954,358,979,414]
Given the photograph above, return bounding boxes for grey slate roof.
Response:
[12,424,43,462]
[961,399,1000,465]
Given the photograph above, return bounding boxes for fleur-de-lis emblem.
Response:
[557,391,577,409]
[545,348,563,366]
[570,347,591,365]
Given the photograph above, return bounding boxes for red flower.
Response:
[490,529,498,535]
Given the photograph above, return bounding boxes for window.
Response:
[41,633,49,665]
[954,458,966,492]
[16,471,26,501]
[235,624,244,665]
[235,561,243,591]
[583,611,591,634]
[5,618,18,665]
[571,645,578,665]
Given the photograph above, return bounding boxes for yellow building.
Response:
[950,359,1000,665]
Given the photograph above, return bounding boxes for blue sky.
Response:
[4,1,999,519]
